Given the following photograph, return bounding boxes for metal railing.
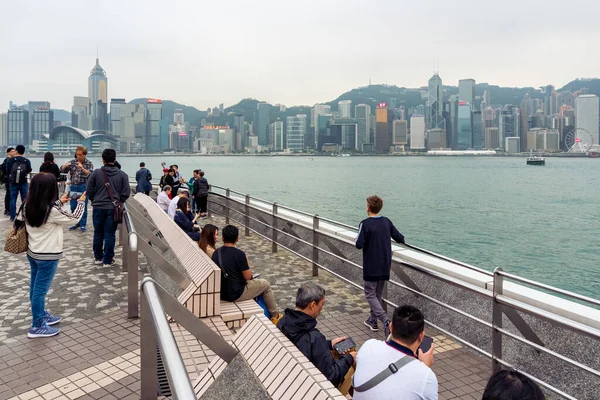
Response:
[206,184,600,400]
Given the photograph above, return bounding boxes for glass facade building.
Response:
[286,115,307,152]
[89,58,108,130]
[254,102,271,146]
[355,104,371,152]
[456,103,473,150]
[31,109,54,143]
[7,108,29,146]
[145,100,163,153]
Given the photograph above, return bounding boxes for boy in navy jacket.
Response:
[355,195,405,338]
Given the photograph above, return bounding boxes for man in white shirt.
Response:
[156,185,172,212]
[168,188,189,218]
[353,305,437,400]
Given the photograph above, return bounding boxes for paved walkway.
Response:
[0,204,490,400]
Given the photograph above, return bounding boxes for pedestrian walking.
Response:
[135,162,153,195]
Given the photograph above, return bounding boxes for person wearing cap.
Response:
[159,168,170,190]
[168,187,189,218]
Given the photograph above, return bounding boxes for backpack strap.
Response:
[352,355,416,393]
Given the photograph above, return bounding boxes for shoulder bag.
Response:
[5,205,28,254]
[352,355,416,393]
[101,168,123,224]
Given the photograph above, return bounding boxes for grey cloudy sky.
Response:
[1,0,599,111]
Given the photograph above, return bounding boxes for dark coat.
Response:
[135,168,153,193]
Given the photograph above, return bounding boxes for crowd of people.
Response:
[6,153,547,398]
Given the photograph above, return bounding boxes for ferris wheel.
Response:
[565,128,594,153]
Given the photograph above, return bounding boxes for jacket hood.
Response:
[101,164,121,177]
[278,309,317,342]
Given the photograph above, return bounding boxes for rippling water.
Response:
[41,155,600,299]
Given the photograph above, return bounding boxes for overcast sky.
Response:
[2,0,599,111]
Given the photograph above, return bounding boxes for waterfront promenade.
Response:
[0,207,490,399]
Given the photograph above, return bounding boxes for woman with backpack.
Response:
[23,173,86,338]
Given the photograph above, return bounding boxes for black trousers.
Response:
[4,182,9,214]
[197,195,208,213]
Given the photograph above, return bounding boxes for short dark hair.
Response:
[222,225,239,244]
[193,169,200,175]
[482,370,545,400]
[15,145,25,155]
[6,147,14,154]
[367,195,383,214]
[102,149,117,163]
[391,305,425,343]
[171,164,179,169]
[140,162,145,167]
[199,171,205,177]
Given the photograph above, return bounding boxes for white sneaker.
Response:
[93,259,103,265]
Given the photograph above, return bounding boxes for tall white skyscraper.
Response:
[338,100,352,118]
[410,115,426,149]
[575,94,600,145]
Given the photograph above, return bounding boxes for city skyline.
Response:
[2,0,600,110]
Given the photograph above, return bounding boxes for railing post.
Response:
[244,195,250,236]
[207,184,212,218]
[492,267,504,373]
[140,291,158,400]
[128,236,139,319]
[312,215,319,277]
[225,188,230,224]
[272,203,278,253]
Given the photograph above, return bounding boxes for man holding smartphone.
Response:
[352,305,437,399]
[61,146,93,232]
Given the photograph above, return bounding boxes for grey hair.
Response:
[163,185,172,191]
[296,282,326,309]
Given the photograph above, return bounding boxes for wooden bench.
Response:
[193,314,346,400]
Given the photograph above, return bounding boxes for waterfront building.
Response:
[355,104,371,152]
[456,102,473,150]
[410,115,426,149]
[146,99,163,152]
[527,128,560,152]
[312,104,332,148]
[443,96,459,149]
[233,114,246,149]
[0,112,6,145]
[7,107,29,145]
[253,102,271,147]
[316,114,333,150]
[47,126,117,154]
[110,98,126,137]
[427,128,447,150]
[505,137,520,153]
[375,103,392,152]
[459,79,476,106]
[499,105,520,149]
[88,58,108,130]
[484,127,500,149]
[427,74,445,130]
[575,94,599,145]
[270,119,284,151]
[329,118,358,150]
[286,114,307,152]
[28,101,50,144]
[338,100,352,118]
[31,108,54,143]
[472,110,483,149]
[392,120,408,146]
[72,96,92,130]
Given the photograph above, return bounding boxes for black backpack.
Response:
[11,158,27,185]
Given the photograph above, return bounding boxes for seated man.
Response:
[212,225,282,324]
[157,185,172,212]
[353,305,437,400]
[277,282,356,395]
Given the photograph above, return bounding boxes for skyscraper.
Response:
[7,107,29,145]
[410,115,426,149]
[312,104,332,148]
[253,102,271,147]
[0,113,7,146]
[472,110,483,149]
[173,109,185,125]
[443,96,459,148]
[375,104,392,153]
[271,119,284,151]
[28,101,50,144]
[499,105,521,149]
[456,102,473,150]
[88,58,108,130]
[575,94,600,145]
[31,109,54,143]
[286,115,307,152]
[459,79,476,105]
[392,120,408,146]
[145,99,163,152]
[427,74,445,130]
[355,104,371,152]
[72,96,92,130]
[233,114,246,148]
[110,98,126,137]
[338,100,352,118]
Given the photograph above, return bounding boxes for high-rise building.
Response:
[88,58,108,129]
[174,109,185,125]
[27,101,50,144]
[31,109,54,143]
[472,110,483,149]
[0,113,7,146]
[330,118,358,150]
[109,98,126,137]
[575,94,600,145]
[505,137,520,153]
[286,115,307,152]
[481,90,491,109]
[427,128,447,150]
[233,114,246,148]
[484,128,500,149]
[392,120,408,146]
[145,99,163,152]
[459,79,476,105]
[409,115,426,149]
[312,104,332,148]
[375,103,392,153]
[338,100,352,118]
[253,102,271,147]
[543,85,555,116]
[427,74,445,130]
[7,107,29,145]
[443,96,459,148]
[271,119,284,151]
[72,96,91,130]
[499,106,520,149]
[456,102,473,150]
[355,104,371,152]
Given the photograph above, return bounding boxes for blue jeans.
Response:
[92,208,117,264]
[9,182,28,220]
[70,183,88,227]
[28,256,59,328]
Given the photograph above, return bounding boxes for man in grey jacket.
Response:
[86,149,130,267]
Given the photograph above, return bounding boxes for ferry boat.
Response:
[526,151,545,166]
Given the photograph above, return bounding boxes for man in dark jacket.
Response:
[135,162,152,195]
[277,282,356,394]
[1,147,16,216]
[355,195,405,339]
[86,149,130,267]
[193,170,209,217]
[6,145,32,221]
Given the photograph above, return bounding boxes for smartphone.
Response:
[333,337,356,355]
[419,336,433,354]
[71,191,83,200]
[251,273,261,280]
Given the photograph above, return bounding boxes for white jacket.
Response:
[25,200,85,260]
[157,191,171,212]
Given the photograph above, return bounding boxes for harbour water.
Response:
[38,155,600,299]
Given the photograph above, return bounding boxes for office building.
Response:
[499,106,520,148]
[174,109,185,125]
[427,128,447,150]
[481,90,491,110]
[31,109,54,143]
[109,99,126,136]
[410,115,426,149]
[544,85,555,116]
[392,120,408,146]
[427,74,445,130]
[145,99,163,152]
[575,94,600,145]
[338,100,352,118]
[443,96,459,149]
[312,104,332,148]
[484,127,500,149]
[456,102,473,150]
[233,114,246,148]
[72,96,92,130]
[316,114,333,150]
[89,58,108,129]
[459,79,476,106]
[7,107,29,145]
[271,119,284,151]
[253,102,271,147]
[375,103,392,152]
[329,118,358,150]
[286,114,307,152]
[355,104,371,152]
[505,137,520,153]
[28,101,50,143]
[472,110,483,149]
[527,128,560,151]
[0,113,7,146]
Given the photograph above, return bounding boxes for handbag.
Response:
[101,168,123,224]
[5,205,28,254]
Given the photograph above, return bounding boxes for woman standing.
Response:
[198,224,218,258]
[38,152,61,179]
[23,173,86,338]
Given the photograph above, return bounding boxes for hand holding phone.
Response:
[333,337,356,355]
[417,336,435,367]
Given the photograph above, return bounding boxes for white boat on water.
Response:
[526,150,545,166]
